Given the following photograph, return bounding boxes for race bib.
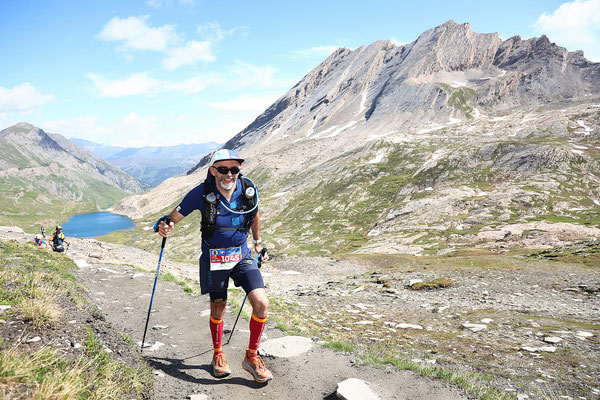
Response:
[209,246,242,271]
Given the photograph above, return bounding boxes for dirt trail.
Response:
[57,235,467,400]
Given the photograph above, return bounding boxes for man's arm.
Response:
[250,211,268,260]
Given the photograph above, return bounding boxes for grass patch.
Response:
[322,340,355,353]
[0,239,153,399]
[409,277,454,290]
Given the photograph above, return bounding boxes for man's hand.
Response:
[158,221,174,238]
[154,215,174,238]
[255,243,269,261]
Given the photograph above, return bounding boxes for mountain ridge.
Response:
[108,20,600,259]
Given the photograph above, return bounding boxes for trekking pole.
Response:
[141,215,171,351]
[226,247,267,345]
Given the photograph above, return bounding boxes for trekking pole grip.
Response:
[157,215,171,249]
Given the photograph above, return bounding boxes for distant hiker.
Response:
[33,234,47,248]
[50,225,69,253]
[156,149,272,383]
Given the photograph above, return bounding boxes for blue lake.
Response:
[61,212,135,238]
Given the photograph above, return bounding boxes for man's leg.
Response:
[209,294,231,378]
[242,288,272,383]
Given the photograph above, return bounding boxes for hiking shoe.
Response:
[242,351,272,383]
[212,352,231,378]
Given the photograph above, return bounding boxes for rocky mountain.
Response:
[0,123,145,227]
[110,21,600,259]
[71,138,221,186]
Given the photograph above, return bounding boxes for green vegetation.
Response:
[409,277,453,290]
[0,240,152,399]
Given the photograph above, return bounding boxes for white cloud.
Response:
[290,45,340,59]
[197,21,249,42]
[0,83,54,112]
[98,15,181,52]
[164,75,219,94]
[227,61,295,90]
[44,113,160,147]
[162,40,216,70]
[146,0,162,8]
[86,72,216,97]
[534,0,600,61]
[207,94,280,111]
[86,73,160,97]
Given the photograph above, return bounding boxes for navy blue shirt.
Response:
[176,174,255,249]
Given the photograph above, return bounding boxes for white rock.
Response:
[336,378,381,400]
[153,369,165,378]
[153,325,169,330]
[0,305,12,312]
[521,346,556,353]
[480,318,494,324]
[576,331,593,338]
[259,336,313,358]
[397,323,423,330]
[408,279,423,287]
[462,323,487,332]
[543,337,563,344]
[74,259,91,267]
[73,343,82,349]
[354,321,374,325]
[281,270,300,275]
[189,394,209,400]
[27,336,41,343]
[517,395,529,400]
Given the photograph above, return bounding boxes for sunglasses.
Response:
[213,165,240,175]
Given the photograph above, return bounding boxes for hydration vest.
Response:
[52,232,65,247]
[201,176,257,240]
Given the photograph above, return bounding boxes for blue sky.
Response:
[1,0,599,146]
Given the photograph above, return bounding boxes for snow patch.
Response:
[368,154,384,164]
[311,125,339,139]
[272,191,288,198]
[572,145,588,150]
[571,149,585,155]
[576,120,593,136]
[450,81,466,88]
[355,91,368,116]
[368,130,398,140]
[490,116,507,122]
[327,120,359,137]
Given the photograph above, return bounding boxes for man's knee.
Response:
[210,299,227,319]
[249,289,269,317]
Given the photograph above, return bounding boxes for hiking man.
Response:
[156,149,272,383]
[49,225,69,253]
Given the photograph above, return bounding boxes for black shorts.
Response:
[199,246,264,302]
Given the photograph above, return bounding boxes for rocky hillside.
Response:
[0,123,145,228]
[109,21,600,260]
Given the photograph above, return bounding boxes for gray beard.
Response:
[218,180,235,191]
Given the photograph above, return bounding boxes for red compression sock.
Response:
[210,316,223,353]
[248,314,267,352]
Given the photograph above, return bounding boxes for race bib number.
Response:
[209,247,242,271]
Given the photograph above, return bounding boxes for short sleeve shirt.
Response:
[176,180,253,249]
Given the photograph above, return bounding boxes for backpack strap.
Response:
[201,179,218,239]
[240,177,258,232]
